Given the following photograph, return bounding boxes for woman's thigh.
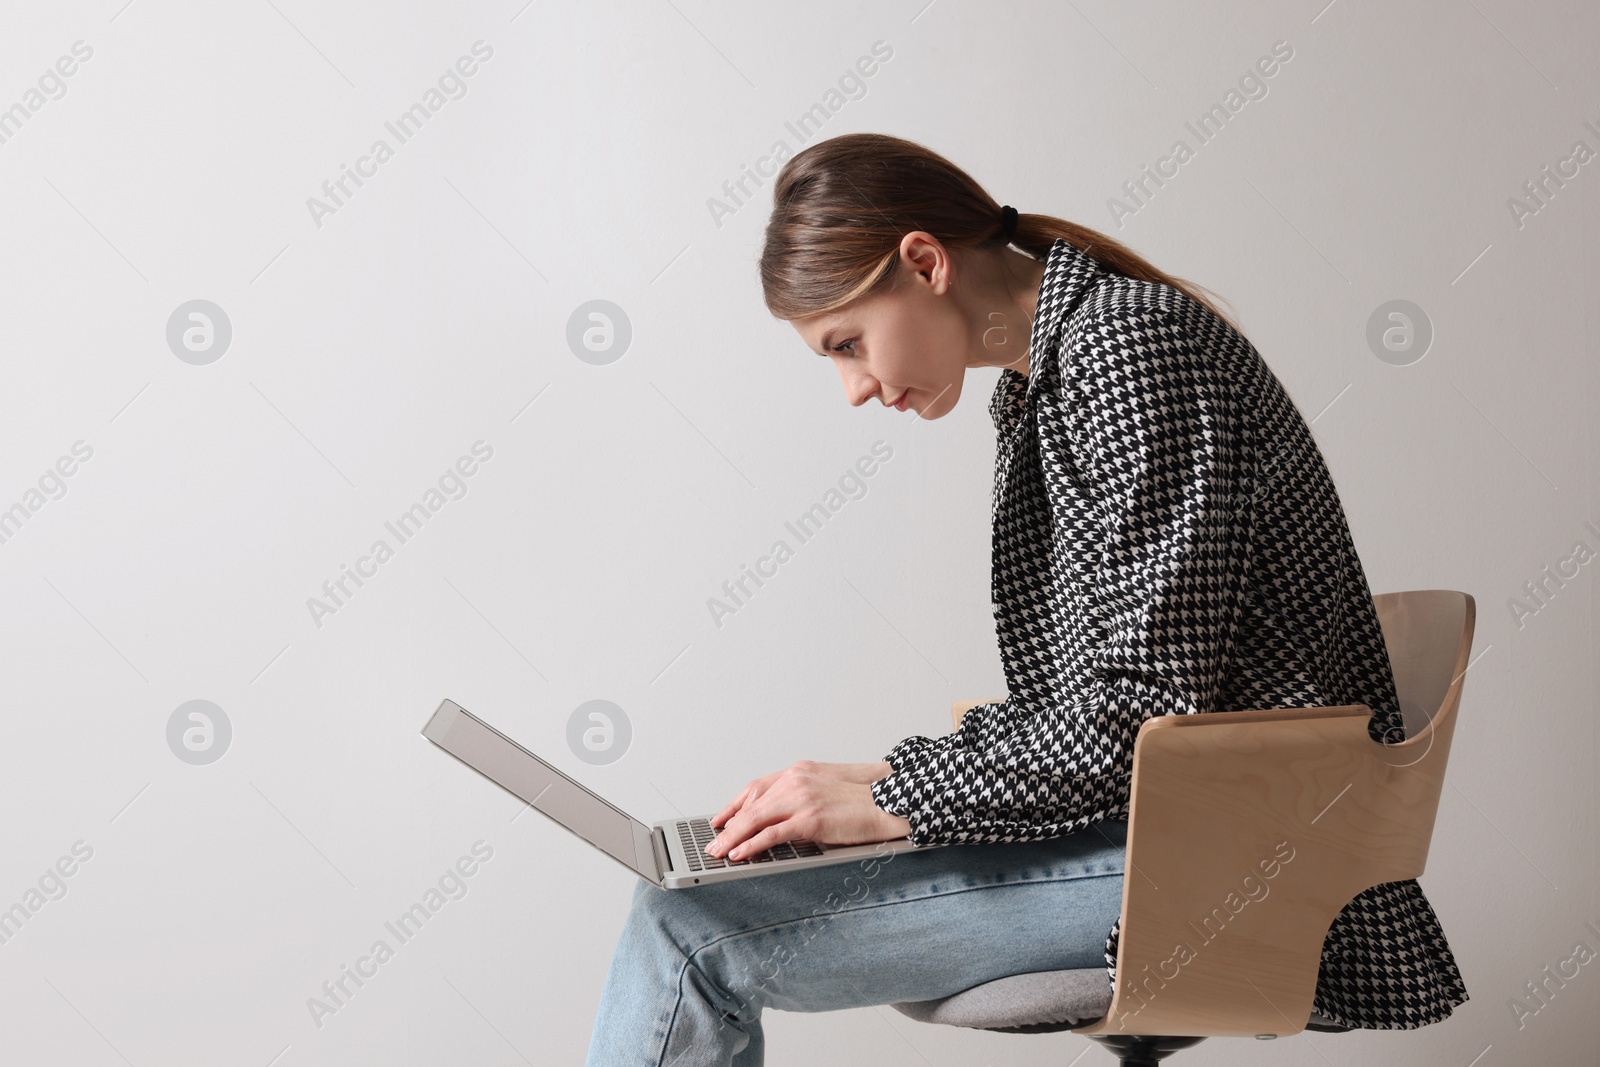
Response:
[631,818,1128,1015]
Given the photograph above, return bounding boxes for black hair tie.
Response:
[999,204,1019,242]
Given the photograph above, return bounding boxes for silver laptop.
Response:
[421,698,941,888]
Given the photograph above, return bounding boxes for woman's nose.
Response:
[838,365,877,407]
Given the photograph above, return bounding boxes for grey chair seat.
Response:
[891,969,1354,1035]
[891,968,1111,1034]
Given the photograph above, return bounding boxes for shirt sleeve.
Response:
[869,303,1246,845]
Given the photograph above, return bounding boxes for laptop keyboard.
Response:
[677,816,825,871]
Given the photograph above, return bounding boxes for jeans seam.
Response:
[653,954,689,1067]
[656,949,728,1067]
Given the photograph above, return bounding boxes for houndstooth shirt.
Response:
[869,237,1469,1030]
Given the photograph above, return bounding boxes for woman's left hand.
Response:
[704,761,913,861]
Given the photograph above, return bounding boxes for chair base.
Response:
[1083,1034,1207,1066]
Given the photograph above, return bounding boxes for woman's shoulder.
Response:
[1049,271,1263,393]
[1039,272,1283,456]
[1063,273,1232,347]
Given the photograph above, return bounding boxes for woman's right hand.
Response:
[709,760,891,828]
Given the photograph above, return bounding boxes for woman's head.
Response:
[759,132,1235,418]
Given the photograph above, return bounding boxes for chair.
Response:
[890,589,1474,1065]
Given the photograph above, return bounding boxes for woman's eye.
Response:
[832,339,857,355]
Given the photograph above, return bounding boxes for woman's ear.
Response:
[896,232,951,295]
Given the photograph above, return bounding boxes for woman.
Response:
[584,133,1468,1066]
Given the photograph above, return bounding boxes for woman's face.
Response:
[790,235,990,421]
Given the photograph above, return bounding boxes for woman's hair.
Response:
[759,132,1238,332]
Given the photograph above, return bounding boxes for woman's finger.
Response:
[710,768,783,826]
[725,820,795,861]
[711,776,768,825]
[709,785,750,827]
[716,796,805,858]
[708,804,760,854]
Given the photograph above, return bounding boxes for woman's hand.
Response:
[705,760,910,861]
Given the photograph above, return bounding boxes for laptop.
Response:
[421,698,942,888]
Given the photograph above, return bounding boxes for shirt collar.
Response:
[987,237,1103,436]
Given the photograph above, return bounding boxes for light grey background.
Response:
[1,1,1595,1064]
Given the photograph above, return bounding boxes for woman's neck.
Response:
[970,248,1047,377]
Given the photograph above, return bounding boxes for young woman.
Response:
[584,132,1468,1066]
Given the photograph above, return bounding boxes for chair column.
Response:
[1084,1034,1207,1065]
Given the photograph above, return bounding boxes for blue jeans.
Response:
[584,818,1128,1067]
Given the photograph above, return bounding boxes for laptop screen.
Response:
[422,700,650,878]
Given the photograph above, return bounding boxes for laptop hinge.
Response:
[651,825,672,879]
